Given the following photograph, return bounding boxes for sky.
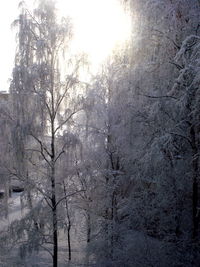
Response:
[0,0,131,91]
[0,0,19,91]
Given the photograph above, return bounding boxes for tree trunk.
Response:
[26,172,33,211]
[67,224,71,261]
[52,171,58,267]
[192,178,198,239]
[87,212,91,243]
[51,167,58,267]
[63,182,72,261]
[190,126,199,239]
[51,119,58,267]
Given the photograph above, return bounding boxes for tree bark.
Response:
[51,164,58,267]
[51,114,58,267]
[87,212,91,243]
[63,182,71,261]
[67,224,71,261]
[190,126,199,239]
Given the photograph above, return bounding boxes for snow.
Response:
[0,193,91,266]
[0,192,25,232]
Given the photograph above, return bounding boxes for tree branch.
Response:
[54,190,85,209]
[169,61,184,70]
[54,109,82,134]
[30,133,52,158]
[54,150,65,163]
[139,93,177,100]
[170,132,193,147]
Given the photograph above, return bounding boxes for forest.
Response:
[0,0,200,266]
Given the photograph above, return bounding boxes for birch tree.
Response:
[10,1,84,266]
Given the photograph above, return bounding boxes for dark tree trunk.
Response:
[190,126,199,239]
[63,182,72,261]
[51,118,58,267]
[67,224,71,261]
[51,166,58,267]
[87,212,91,243]
[192,178,198,239]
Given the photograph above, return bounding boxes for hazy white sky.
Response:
[0,0,18,91]
[0,0,131,91]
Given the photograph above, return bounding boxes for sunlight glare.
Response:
[57,0,132,71]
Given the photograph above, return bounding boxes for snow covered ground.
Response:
[0,193,92,266]
[1,193,176,266]
[0,192,25,232]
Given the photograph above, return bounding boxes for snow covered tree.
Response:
[10,1,85,266]
[2,0,199,266]
[81,0,200,265]
[169,34,200,239]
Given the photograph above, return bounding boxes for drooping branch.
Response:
[169,61,184,70]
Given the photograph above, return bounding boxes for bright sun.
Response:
[57,0,132,71]
[0,0,131,91]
